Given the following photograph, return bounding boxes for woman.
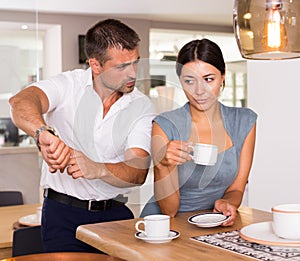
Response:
[141,39,257,226]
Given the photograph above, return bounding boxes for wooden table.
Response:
[76,206,272,261]
[0,203,40,259]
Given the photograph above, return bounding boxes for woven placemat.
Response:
[191,230,300,261]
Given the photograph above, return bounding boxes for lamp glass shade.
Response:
[233,0,300,60]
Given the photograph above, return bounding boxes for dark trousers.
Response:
[41,196,134,253]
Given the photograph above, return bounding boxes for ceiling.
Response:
[0,0,244,67]
[0,0,235,26]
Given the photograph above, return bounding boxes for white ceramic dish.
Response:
[188,212,229,228]
[135,230,180,244]
[18,214,41,226]
[239,221,300,247]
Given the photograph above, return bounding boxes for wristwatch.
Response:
[34,125,58,151]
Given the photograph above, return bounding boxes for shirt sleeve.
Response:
[32,71,73,113]
[126,96,156,155]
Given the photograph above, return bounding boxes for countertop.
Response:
[0,145,38,155]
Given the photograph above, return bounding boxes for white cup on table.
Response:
[272,203,300,240]
[190,143,218,166]
[135,214,170,238]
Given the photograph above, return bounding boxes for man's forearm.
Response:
[67,150,151,188]
[9,86,49,137]
[103,159,150,187]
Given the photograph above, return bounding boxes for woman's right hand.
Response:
[156,140,193,167]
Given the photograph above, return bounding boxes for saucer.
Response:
[135,230,180,244]
[188,212,230,228]
[18,214,41,226]
[240,221,300,247]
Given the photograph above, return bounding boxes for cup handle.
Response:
[135,220,145,234]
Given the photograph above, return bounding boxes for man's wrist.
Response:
[34,125,58,151]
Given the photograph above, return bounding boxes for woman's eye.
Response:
[205,77,214,82]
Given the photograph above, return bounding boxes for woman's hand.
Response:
[155,140,193,167]
[213,199,237,226]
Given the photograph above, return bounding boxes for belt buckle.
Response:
[88,200,93,211]
[43,189,49,198]
[88,200,107,211]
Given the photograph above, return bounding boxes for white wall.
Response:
[43,25,62,79]
[0,46,21,117]
[247,59,300,212]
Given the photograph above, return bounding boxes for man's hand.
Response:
[67,150,100,179]
[66,148,150,187]
[39,131,71,173]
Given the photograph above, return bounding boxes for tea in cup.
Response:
[272,203,300,240]
[135,214,170,238]
[190,143,218,166]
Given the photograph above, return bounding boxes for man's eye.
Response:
[116,65,127,70]
[184,79,193,84]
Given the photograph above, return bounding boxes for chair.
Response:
[0,191,24,206]
[12,225,44,257]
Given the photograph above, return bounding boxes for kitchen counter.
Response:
[0,145,41,204]
[0,145,37,154]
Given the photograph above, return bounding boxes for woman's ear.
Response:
[222,71,226,82]
[89,58,101,74]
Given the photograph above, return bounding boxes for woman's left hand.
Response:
[213,199,237,226]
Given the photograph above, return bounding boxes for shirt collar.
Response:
[83,67,93,88]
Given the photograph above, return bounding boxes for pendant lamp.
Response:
[233,0,300,60]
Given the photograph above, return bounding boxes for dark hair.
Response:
[176,39,225,78]
[85,19,140,64]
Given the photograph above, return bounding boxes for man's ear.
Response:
[89,58,101,74]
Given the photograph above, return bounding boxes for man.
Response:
[9,19,155,253]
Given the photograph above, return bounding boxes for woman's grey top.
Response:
[140,102,257,217]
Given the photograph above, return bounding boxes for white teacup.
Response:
[191,143,218,166]
[272,204,300,240]
[135,214,170,238]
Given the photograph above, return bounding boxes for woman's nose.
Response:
[195,80,209,94]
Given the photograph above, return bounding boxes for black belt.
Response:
[44,188,127,212]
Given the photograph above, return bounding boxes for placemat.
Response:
[191,230,300,261]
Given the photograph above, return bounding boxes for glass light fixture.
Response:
[233,0,300,60]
